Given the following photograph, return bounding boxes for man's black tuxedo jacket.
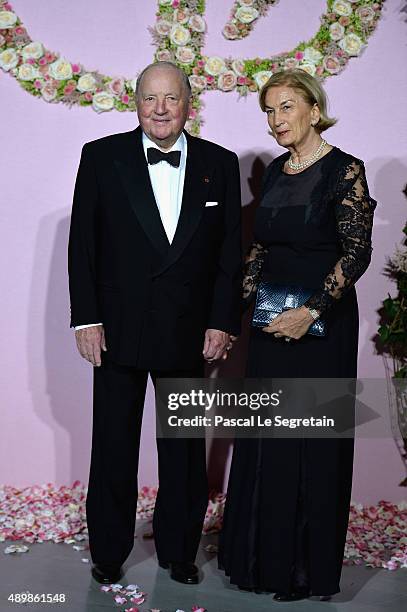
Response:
[68,127,242,370]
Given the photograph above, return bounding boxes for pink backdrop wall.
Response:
[1,0,406,503]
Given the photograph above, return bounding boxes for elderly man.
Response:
[68,62,241,585]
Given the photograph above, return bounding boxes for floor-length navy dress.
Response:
[218,147,376,596]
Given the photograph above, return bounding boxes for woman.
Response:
[218,69,376,601]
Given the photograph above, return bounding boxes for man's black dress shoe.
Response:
[91,564,122,584]
[159,561,199,584]
[273,590,309,602]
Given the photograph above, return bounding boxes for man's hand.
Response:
[75,325,107,366]
[203,329,230,363]
[262,306,314,341]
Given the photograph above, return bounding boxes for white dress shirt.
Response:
[75,131,187,331]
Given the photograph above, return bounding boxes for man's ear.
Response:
[187,96,193,118]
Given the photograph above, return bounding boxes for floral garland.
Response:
[0,0,386,134]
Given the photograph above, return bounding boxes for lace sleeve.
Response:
[304,159,376,314]
[242,242,268,311]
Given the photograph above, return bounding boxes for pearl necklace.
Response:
[287,139,327,171]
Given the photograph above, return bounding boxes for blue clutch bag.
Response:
[251,282,326,337]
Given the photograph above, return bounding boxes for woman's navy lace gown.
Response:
[218,148,376,596]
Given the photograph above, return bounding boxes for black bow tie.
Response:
[147,147,181,168]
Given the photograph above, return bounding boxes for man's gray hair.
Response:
[135,61,192,98]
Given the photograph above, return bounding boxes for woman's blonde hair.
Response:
[259,69,337,133]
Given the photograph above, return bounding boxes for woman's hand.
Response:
[262,306,315,341]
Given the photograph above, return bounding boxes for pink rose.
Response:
[237,76,247,85]
[39,57,47,66]
[206,75,214,84]
[156,49,173,62]
[45,52,54,62]
[155,19,172,36]
[34,79,42,89]
[356,6,375,22]
[4,3,13,10]
[295,51,304,60]
[172,0,180,7]
[315,65,324,76]
[189,75,207,91]
[188,109,197,119]
[339,16,350,26]
[14,26,26,35]
[41,83,57,102]
[197,60,205,68]
[188,15,206,32]
[218,70,237,92]
[284,57,299,69]
[71,63,81,74]
[176,46,195,64]
[84,92,93,101]
[222,23,239,40]
[121,94,130,104]
[174,8,190,24]
[108,77,124,95]
[63,84,75,95]
[26,58,35,65]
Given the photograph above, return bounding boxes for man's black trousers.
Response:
[86,358,208,566]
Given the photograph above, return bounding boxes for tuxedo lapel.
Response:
[153,131,211,277]
[113,127,170,256]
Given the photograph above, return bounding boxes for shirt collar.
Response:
[142,131,186,159]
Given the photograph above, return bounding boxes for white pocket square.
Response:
[205,201,218,207]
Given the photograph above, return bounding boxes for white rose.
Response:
[205,56,226,76]
[218,70,237,92]
[170,24,191,46]
[128,78,138,92]
[159,0,172,4]
[0,47,18,71]
[41,83,57,102]
[238,0,254,5]
[232,59,245,75]
[18,63,39,81]
[189,75,207,91]
[92,92,115,113]
[253,70,273,89]
[155,19,172,36]
[77,73,97,92]
[21,42,44,60]
[339,33,363,56]
[176,46,195,64]
[329,22,345,41]
[48,58,73,80]
[0,11,17,29]
[303,47,323,64]
[299,61,317,76]
[188,15,206,32]
[235,6,259,24]
[332,0,352,17]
